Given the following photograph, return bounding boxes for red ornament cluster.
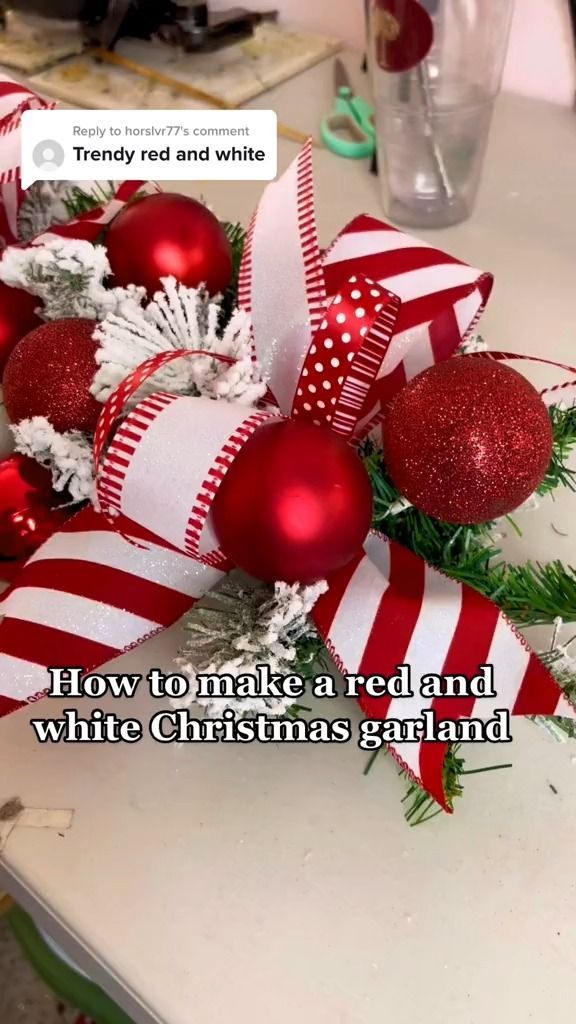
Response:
[105,192,233,297]
[382,358,553,524]
[212,420,373,583]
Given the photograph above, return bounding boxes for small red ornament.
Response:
[3,318,101,433]
[106,193,233,297]
[0,281,42,377]
[0,454,70,559]
[374,0,434,73]
[212,420,373,583]
[382,358,553,524]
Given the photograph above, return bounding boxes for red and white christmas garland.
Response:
[0,86,574,811]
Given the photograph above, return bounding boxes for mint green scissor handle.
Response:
[321,86,376,160]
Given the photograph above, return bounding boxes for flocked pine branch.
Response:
[532,621,576,741]
[11,417,94,503]
[175,574,327,718]
[17,181,75,243]
[0,237,144,320]
[92,276,266,407]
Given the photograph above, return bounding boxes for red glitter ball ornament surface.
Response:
[212,420,373,583]
[106,192,233,297]
[0,281,42,377]
[3,318,101,434]
[382,358,553,524]
[374,0,434,73]
[0,454,70,559]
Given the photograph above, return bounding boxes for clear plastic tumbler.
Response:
[370,0,515,228]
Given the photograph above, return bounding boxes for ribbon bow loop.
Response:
[239,149,493,445]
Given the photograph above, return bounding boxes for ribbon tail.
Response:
[0,506,224,717]
[312,532,572,811]
[238,140,327,414]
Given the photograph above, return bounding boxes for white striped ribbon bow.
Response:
[0,137,574,810]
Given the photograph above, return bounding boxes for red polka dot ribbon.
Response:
[291,275,400,439]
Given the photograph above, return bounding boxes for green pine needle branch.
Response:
[538,403,576,496]
[220,221,247,328]
[62,181,117,219]
[364,744,513,825]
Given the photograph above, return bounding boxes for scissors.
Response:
[321,59,376,160]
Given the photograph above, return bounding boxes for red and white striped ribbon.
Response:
[0,506,223,717]
[30,179,159,247]
[0,75,54,246]
[313,533,576,809]
[239,140,326,413]
[94,347,281,567]
[0,72,158,248]
[0,75,54,185]
[326,217,493,436]
[97,391,278,567]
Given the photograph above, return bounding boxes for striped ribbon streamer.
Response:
[0,75,54,246]
[0,506,223,717]
[0,75,54,185]
[313,533,576,810]
[0,70,156,247]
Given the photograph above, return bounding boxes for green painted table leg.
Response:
[6,905,134,1024]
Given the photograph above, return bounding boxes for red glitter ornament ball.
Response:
[212,420,373,583]
[0,281,41,376]
[3,318,101,434]
[382,358,553,524]
[374,0,434,73]
[0,454,70,559]
[106,192,233,297]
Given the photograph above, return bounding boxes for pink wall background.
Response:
[214,0,576,105]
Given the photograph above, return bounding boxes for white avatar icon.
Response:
[32,139,65,172]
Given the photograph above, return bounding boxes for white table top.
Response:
[2,55,576,1024]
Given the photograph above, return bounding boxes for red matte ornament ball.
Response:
[3,318,101,434]
[212,420,373,583]
[0,281,42,376]
[105,192,233,297]
[381,358,553,524]
[0,454,70,559]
